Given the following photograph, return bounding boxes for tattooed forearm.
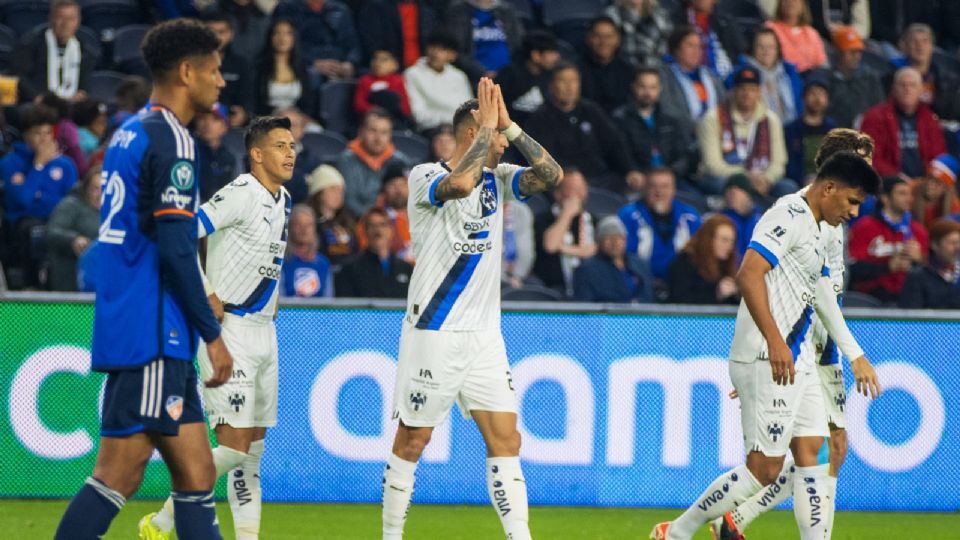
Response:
[435,127,494,201]
[512,131,562,195]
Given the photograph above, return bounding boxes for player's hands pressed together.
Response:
[204,336,234,388]
[495,84,512,131]
[768,337,795,386]
[207,293,224,322]
[851,355,881,398]
[471,77,499,130]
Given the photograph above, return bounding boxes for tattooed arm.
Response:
[511,130,563,196]
[434,126,494,202]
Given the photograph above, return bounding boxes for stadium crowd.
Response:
[1,0,959,309]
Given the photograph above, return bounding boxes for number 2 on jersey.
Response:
[99,170,126,245]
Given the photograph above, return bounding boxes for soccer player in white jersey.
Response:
[712,130,882,540]
[140,116,295,540]
[381,77,562,540]
[651,152,880,540]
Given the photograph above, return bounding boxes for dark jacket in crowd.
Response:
[496,62,550,124]
[579,54,635,114]
[666,251,736,304]
[197,140,239,204]
[45,185,98,292]
[357,0,438,66]
[12,30,95,102]
[444,1,523,62]
[611,103,699,180]
[827,65,886,128]
[335,249,412,298]
[573,252,654,303]
[670,4,746,65]
[899,263,960,309]
[273,0,362,65]
[219,43,256,117]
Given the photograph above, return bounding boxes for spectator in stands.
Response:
[604,0,674,67]
[38,92,88,176]
[444,0,523,76]
[195,104,238,203]
[429,124,456,161]
[913,154,960,229]
[899,219,960,309]
[672,0,744,78]
[657,25,724,132]
[891,23,959,120]
[573,215,654,303]
[208,0,273,61]
[282,204,334,297]
[579,16,635,114]
[45,165,100,291]
[495,31,560,124]
[306,164,357,264]
[869,1,940,50]
[404,30,474,132]
[110,76,150,130]
[759,0,870,42]
[336,108,409,215]
[502,198,535,289]
[525,62,641,194]
[273,0,360,81]
[335,207,413,298]
[739,27,804,125]
[277,106,321,203]
[357,0,439,70]
[203,12,255,128]
[533,169,596,297]
[667,213,739,304]
[785,76,838,184]
[1,104,78,288]
[848,176,928,303]
[720,173,761,261]
[827,26,885,129]
[72,99,107,156]
[860,67,946,179]
[612,67,699,193]
[353,50,412,127]
[13,0,93,103]
[618,168,701,297]
[698,66,792,198]
[254,19,318,118]
[765,0,829,73]
[355,162,412,262]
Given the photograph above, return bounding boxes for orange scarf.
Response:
[347,139,396,172]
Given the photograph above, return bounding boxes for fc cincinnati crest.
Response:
[165,395,184,421]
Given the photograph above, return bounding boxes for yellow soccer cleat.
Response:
[138,512,170,540]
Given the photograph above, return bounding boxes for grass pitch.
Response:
[2,499,957,539]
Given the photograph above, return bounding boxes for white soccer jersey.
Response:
[405,161,528,331]
[198,174,291,325]
[729,193,828,372]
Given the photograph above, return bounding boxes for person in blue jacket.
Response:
[574,215,655,303]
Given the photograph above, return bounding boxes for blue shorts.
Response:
[101,358,204,437]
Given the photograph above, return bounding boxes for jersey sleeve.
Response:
[147,130,198,222]
[197,180,251,238]
[746,204,802,269]
[410,163,447,209]
[495,163,530,203]
[824,226,845,286]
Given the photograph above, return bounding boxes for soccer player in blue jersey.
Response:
[54,19,232,540]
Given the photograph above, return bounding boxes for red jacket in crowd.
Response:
[859,98,946,177]
[353,73,411,118]
[848,214,929,298]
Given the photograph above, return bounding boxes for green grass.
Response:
[2,499,957,539]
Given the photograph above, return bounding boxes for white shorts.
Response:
[730,360,829,457]
[817,363,846,429]
[392,323,517,428]
[199,313,278,428]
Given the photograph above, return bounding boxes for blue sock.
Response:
[54,477,125,540]
[172,490,223,540]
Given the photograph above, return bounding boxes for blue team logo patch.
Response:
[479,172,498,217]
[165,395,184,421]
[170,161,194,191]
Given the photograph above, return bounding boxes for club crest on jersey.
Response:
[479,173,498,217]
[165,395,184,421]
[229,392,246,412]
[170,161,194,191]
[409,391,427,411]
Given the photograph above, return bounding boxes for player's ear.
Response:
[249,146,262,165]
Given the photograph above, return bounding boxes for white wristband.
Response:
[501,122,522,141]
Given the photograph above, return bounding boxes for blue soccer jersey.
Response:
[92,106,217,371]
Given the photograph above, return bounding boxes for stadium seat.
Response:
[0,1,49,36]
[0,23,15,72]
[542,0,605,26]
[79,0,143,40]
[556,38,580,63]
[112,24,150,75]
[841,291,882,308]
[585,187,627,219]
[86,70,124,104]
[933,49,960,78]
[301,131,348,164]
[502,284,565,302]
[392,130,430,163]
[319,80,358,136]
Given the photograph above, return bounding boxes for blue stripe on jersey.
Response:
[821,265,830,277]
[747,240,779,268]
[786,304,815,363]
[197,208,215,234]
[468,230,490,239]
[428,173,449,208]
[223,277,276,316]
[416,252,483,330]
[511,167,530,202]
[819,293,843,365]
[281,192,291,242]
[273,256,283,265]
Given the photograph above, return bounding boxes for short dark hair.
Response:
[50,0,79,14]
[244,115,292,150]
[198,11,231,27]
[115,75,151,112]
[549,60,579,82]
[668,25,698,55]
[588,15,619,34]
[18,103,58,132]
[632,65,661,83]
[752,27,782,58]
[813,128,874,169]
[361,107,393,129]
[880,175,908,195]
[72,98,106,127]
[522,30,558,58]
[425,29,460,52]
[815,151,881,195]
[38,91,69,119]
[141,19,221,80]
[452,99,479,132]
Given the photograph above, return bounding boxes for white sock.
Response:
[668,464,762,540]
[382,453,418,540]
[151,445,249,532]
[823,475,838,539]
[729,460,796,531]
[793,465,830,540]
[486,457,531,540]
[229,439,264,540]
